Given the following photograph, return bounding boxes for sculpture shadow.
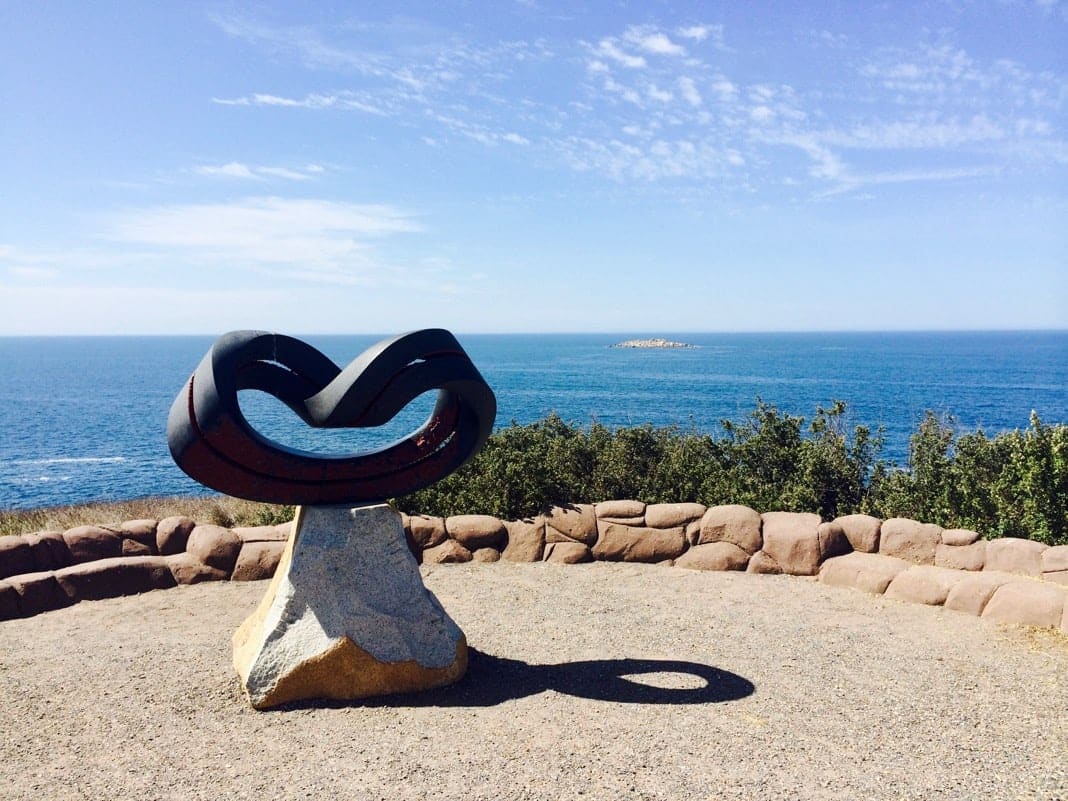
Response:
[274,648,754,711]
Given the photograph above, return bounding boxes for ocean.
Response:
[0,331,1065,510]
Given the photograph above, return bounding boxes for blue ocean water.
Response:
[0,331,1064,510]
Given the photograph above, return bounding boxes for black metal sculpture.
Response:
[167,329,496,505]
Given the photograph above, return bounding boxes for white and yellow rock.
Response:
[233,504,467,710]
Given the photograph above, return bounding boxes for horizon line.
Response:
[0,327,1065,339]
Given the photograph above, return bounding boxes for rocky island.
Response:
[610,338,696,349]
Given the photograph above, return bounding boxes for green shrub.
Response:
[396,402,1067,546]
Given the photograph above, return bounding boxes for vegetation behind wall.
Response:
[398,402,1068,546]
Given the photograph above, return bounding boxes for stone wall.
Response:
[2,502,1066,636]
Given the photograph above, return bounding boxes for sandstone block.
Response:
[445,515,505,550]
[156,516,196,556]
[935,541,986,572]
[186,525,243,575]
[1043,545,1068,574]
[54,556,175,601]
[545,526,580,544]
[24,532,70,572]
[423,540,473,564]
[981,581,1067,628]
[231,524,292,543]
[941,528,980,546]
[698,505,762,554]
[0,582,20,620]
[591,522,687,563]
[542,504,597,545]
[502,519,545,563]
[879,518,942,565]
[0,536,35,579]
[761,512,823,576]
[119,519,158,551]
[817,522,852,561]
[544,542,591,564]
[746,551,782,574]
[1042,546,1068,576]
[595,500,646,520]
[6,571,72,616]
[166,553,230,585]
[231,541,285,582]
[944,573,1012,617]
[832,514,881,553]
[645,503,707,529]
[1062,602,1068,636]
[232,504,467,709]
[472,548,500,563]
[598,516,646,526]
[1044,571,1068,586]
[674,542,749,572]
[685,519,702,545]
[984,538,1047,577]
[62,526,123,564]
[121,539,153,557]
[408,515,447,549]
[885,566,965,606]
[818,552,911,595]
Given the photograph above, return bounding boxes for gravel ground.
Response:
[1,562,1066,801]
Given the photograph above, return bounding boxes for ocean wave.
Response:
[15,456,128,466]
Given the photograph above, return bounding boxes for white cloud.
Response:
[107,197,420,277]
[623,26,685,56]
[561,136,741,182]
[750,105,775,123]
[207,15,1066,199]
[193,162,324,181]
[818,166,998,197]
[604,77,643,105]
[256,166,315,180]
[710,77,738,101]
[213,92,386,115]
[646,84,674,103]
[676,25,717,41]
[194,162,257,179]
[596,39,647,69]
[678,76,702,107]
[820,115,1005,149]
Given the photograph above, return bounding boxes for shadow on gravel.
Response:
[275,648,755,710]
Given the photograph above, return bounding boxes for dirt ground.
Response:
[1,562,1066,801]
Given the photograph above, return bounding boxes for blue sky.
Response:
[1,1,1065,334]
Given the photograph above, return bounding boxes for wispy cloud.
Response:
[816,166,999,197]
[192,162,326,181]
[213,92,387,115]
[676,25,720,42]
[623,25,686,56]
[106,197,422,283]
[594,38,647,69]
[208,14,1067,199]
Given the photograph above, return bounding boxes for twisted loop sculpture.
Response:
[167,329,496,505]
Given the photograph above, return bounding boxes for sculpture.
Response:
[167,329,496,709]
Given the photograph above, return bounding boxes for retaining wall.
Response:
[2,502,1066,636]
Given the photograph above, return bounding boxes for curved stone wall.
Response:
[2,502,1066,636]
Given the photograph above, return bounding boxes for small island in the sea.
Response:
[610,338,697,349]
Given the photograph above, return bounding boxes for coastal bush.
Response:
[868,411,1067,544]
[396,402,1067,546]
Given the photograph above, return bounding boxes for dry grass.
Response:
[0,496,295,537]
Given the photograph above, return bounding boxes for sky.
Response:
[1,1,1065,335]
